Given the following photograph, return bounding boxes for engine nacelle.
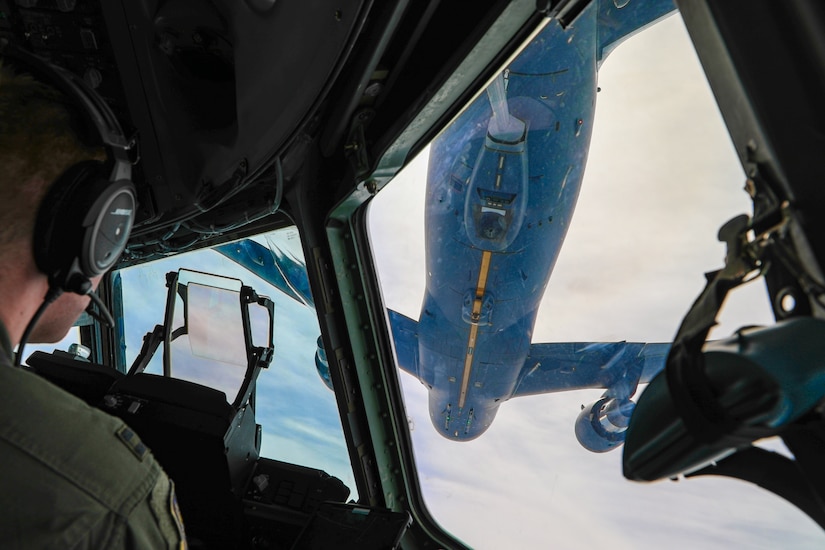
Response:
[314,335,334,391]
[574,396,635,453]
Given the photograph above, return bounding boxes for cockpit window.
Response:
[366,10,824,549]
[477,189,516,207]
[114,228,358,500]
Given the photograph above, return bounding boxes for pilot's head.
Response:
[0,51,135,346]
[0,60,102,257]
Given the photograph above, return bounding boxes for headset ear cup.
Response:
[81,178,136,276]
[33,160,134,290]
[33,160,101,279]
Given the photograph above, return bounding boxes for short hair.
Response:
[0,59,102,251]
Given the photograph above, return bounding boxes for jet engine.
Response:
[314,335,334,391]
[574,395,635,453]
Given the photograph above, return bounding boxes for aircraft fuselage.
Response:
[419,13,599,440]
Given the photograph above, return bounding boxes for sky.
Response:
[368,10,825,550]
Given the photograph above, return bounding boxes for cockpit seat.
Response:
[105,373,234,436]
[102,373,255,549]
[27,350,124,406]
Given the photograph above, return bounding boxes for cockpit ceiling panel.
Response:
[101,0,366,228]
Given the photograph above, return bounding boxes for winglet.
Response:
[597,0,677,63]
[388,309,420,379]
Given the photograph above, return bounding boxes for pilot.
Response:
[0,53,187,547]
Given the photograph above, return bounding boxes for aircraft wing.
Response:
[214,238,314,308]
[387,309,669,397]
[511,341,670,397]
[597,0,676,62]
[388,309,420,379]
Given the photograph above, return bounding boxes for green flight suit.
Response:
[0,325,187,549]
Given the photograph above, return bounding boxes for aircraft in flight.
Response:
[218,0,676,453]
[394,0,678,450]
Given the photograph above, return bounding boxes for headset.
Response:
[1,44,137,363]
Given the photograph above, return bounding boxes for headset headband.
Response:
[1,42,135,182]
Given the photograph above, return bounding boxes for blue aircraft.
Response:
[217,0,677,453]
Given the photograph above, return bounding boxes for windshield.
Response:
[114,228,358,500]
[368,10,824,549]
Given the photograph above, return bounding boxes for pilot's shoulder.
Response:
[0,365,186,548]
[0,364,154,475]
